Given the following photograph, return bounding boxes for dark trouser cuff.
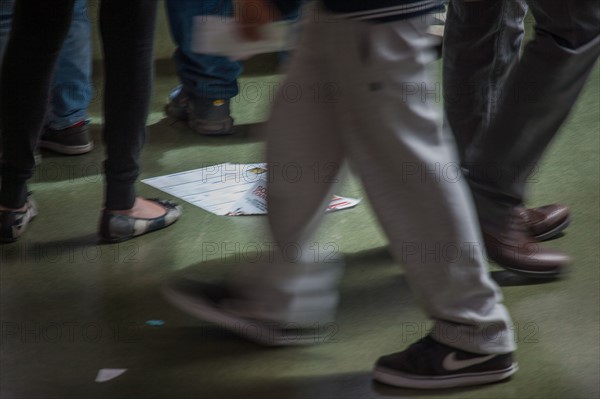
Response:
[0,175,28,209]
[104,177,136,210]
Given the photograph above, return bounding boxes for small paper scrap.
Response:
[95,369,127,383]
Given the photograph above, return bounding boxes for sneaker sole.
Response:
[498,264,568,279]
[373,362,518,389]
[39,140,94,155]
[161,283,325,346]
[533,216,571,241]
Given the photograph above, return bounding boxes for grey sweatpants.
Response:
[226,6,516,355]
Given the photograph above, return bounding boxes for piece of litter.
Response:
[145,320,165,327]
[95,368,127,383]
[142,163,361,216]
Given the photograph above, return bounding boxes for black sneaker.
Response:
[39,120,93,155]
[373,336,517,389]
[165,85,234,136]
[161,278,327,346]
[0,196,38,243]
[188,97,234,136]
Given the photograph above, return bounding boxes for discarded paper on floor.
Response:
[142,163,360,216]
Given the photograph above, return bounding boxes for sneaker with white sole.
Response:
[373,335,517,389]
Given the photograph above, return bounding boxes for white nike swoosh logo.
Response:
[442,352,497,371]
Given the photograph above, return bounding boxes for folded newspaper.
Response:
[191,16,296,59]
[142,163,360,216]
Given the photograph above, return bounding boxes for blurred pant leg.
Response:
[225,6,515,354]
[225,9,346,327]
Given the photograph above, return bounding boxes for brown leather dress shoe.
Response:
[518,204,571,241]
[484,211,571,278]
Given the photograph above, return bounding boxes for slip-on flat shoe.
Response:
[99,198,181,243]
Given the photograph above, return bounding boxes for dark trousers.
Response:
[444,0,600,229]
[0,0,158,209]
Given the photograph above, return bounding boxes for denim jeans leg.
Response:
[0,0,14,65]
[166,0,242,100]
[46,0,92,130]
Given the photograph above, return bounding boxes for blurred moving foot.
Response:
[483,210,571,278]
[519,204,571,241]
[161,278,328,346]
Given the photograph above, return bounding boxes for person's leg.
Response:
[332,14,513,356]
[163,8,346,339]
[466,0,600,231]
[444,0,571,242]
[98,0,181,242]
[0,0,14,64]
[45,0,92,130]
[225,47,346,327]
[164,0,241,135]
[38,0,93,155]
[324,13,516,389]
[166,0,242,101]
[443,0,527,161]
[99,0,158,211]
[0,0,74,209]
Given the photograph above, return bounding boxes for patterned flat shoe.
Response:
[99,198,182,243]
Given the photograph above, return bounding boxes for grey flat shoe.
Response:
[99,198,182,243]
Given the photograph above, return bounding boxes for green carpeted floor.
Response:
[1,50,598,399]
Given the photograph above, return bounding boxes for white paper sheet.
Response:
[142,163,360,216]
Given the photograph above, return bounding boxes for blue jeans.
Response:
[0,0,91,130]
[166,0,300,100]
[166,0,243,100]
